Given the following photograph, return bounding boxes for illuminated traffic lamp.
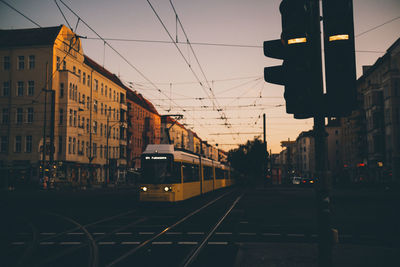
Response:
[264,0,323,119]
[322,0,357,116]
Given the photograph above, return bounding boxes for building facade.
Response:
[0,25,127,188]
[126,90,161,169]
[358,38,400,184]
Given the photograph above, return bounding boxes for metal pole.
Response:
[263,114,267,183]
[105,109,109,186]
[42,62,48,183]
[310,0,332,266]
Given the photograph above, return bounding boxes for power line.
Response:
[0,0,41,28]
[355,16,400,38]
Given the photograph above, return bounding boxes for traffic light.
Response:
[264,0,323,119]
[323,0,356,116]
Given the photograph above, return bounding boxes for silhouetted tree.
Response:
[228,137,268,183]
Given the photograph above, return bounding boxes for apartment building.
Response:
[358,37,400,183]
[0,25,127,187]
[127,89,161,169]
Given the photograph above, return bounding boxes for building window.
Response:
[105,105,108,116]
[2,108,9,124]
[2,81,10,96]
[93,143,97,157]
[18,56,24,70]
[28,81,34,96]
[87,96,90,109]
[59,109,63,125]
[17,81,24,96]
[73,138,76,154]
[86,141,89,156]
[100,123,103,136]
[69,109,73,126]
[78,69,81,82]
[93,120,98,134]
[62,60,66,70]
[60,83,64,98]
[109,88,112,98]
[25,136,32,153]
[101,83,104,95]
[56,56,60,69]
[58,136,63,154]
[16,108,23,124]
[4,56,10,70]
[87,75,90,86]
[73,66,76,73]
[27,107,34,123]
[73,110,77,127]
[0,136,8,152]
[94,79,98,91]
[101,103,103,114]
[29,55,35,69]
[15,136,22,153]
[86,119,89,133]
[100,144,103,158]
[83,72,86,84]
[94,100,98,113]
[68,137,72,154]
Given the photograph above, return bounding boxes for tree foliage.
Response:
[228,137,268,181]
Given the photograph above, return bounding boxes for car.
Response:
[301,177,315,186]
[292,176,302,185]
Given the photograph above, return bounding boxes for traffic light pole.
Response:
[314,115,332,267]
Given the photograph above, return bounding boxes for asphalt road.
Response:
[1,184,399,266]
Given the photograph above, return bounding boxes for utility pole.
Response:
[105,107,110,187]
[263,113,267,182]
[41,62,48,184]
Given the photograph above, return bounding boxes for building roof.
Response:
[0,25,62,48]
[357,37,400,83]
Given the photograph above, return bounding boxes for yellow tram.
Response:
[139,144,234,202]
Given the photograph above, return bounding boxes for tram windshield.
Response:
[141,155,179,184]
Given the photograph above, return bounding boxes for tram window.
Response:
[216,168,224,179]
[141,157,180,184]
[182,163,199,183]
[203,166,213,180]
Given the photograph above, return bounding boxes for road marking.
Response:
[40,232,56,235]
[178,241,198,245]
[93,232,105,235]
[98,242,116,245]
[239,232,256,236]
[121,241,141,245]
[287,234,305,237]
[139,232,154,235]
[115,232,132,235]
[208,241,228,245]
[67,232,84,235]
[12,242,25,245]
[152,241,173,245]
[187,232,204,235]
[60,241,81,245]
[215,232,232,235]
[262,233,280,237]
[166,232,182,235]
[40,242,55,245]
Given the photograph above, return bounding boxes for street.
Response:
[1,184,399,266]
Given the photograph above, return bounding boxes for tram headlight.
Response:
[164,186,172,192]
[141,186,148,192]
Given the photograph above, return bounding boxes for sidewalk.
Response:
[234,243,399,267]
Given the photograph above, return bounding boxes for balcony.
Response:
[120,102,128,111]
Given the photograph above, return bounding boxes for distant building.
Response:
[160,116,189,150]
[295,131,315,179]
